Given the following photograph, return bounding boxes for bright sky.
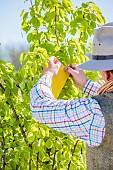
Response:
[0,0,113,46]
[0,0,30,46]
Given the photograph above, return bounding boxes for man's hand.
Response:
[65,64,88,90]
[44,56,61,77]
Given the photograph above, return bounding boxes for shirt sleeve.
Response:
[30,74,105,147]
[83,79,101,97]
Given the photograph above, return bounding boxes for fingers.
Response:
[69,64,77,70]
[49,56,61,67]
[54,57,58,64]
[49,56,59,64]
[49,56,55,64]
[65,66,78,76]
[56,60,61,69]
[65,64,77,73]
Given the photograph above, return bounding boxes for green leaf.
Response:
[90,20,96,28]
[39,128,46,138]
[19,80,25,90]
[38,139,45,148]
[20,9,24,17]
[19,53,27,65]
[91,13,97,21]
[0,60,6,64]
[82,20,88,27]
[59,9,65,18]
[1,64,7,74]
[46,139,53,149]
[27,33,33,43]
[23,12,29,21]
[39,151,45,161]
[30,17,40,28]
[5,76,14,89]
[54,140,62,149]
[22,22,31,33]
[9,118,16,126]
[92,5,102,14]
[56,150,62,161]
[63,150,70,160]
[27,132,35,143]
[97,14,105,24]
[82,3,88,8]
[64,22,70,26]
[6,63,14,70]
[15,151,19,162]
[32,142,39,153]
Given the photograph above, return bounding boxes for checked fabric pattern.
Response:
[30,74,105,147]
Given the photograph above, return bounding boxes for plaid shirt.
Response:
[30,74,105,146]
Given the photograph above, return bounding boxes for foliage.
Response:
[0,0,105,169]
[0,45,28,70]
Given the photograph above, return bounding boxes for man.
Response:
[30,22,113,169]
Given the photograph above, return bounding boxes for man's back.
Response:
[86,92,113,170]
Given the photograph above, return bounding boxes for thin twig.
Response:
[68,140,80,170]
[0,83,5,91]
[1,83,27,142]
[0,123,6,170]
[36,152,39,170]
[55,6,59,45]
[30,0,33,7]
[52,150,57,170]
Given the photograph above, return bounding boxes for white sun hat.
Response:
[79,22,113,71]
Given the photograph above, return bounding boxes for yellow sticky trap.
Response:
[52,64,69,98]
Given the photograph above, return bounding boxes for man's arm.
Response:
[83,79,101,97]
[65,64,101,97]
[30,73,105,147]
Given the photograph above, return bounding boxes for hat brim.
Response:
[78,54,113,71]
